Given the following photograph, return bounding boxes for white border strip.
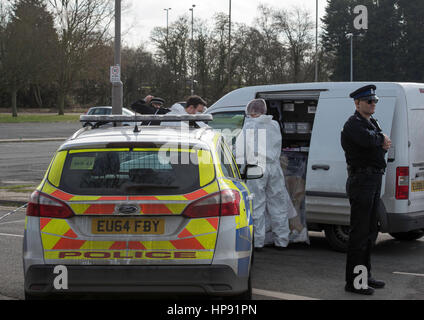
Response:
[0,233,23,238]
[393,272,424,278]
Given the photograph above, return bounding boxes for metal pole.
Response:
[190,5,195,95]
[164,8,171,39]
[350,35,353,82]
[315,0,318,82]
[112,0,123,115]
[228,0,232,91]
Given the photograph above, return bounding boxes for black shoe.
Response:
[345,283,374,295]
[368,278,385,289]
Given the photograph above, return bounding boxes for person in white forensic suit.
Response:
[235,99,291,251]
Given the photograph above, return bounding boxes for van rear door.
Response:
[407,94,424,212]
[305,91,396,225]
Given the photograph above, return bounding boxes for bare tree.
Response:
[48,0,114,114]
[273,7,314,83]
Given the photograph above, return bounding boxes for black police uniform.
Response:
[129,97,169,125]
[340,85,387,292]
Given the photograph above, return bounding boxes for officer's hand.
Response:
[382,134,392,150]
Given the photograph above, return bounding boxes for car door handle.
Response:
[312,164,330,171]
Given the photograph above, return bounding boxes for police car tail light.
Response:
[26,191,74,218]
[182,190,240,218]
[396,167,409,200]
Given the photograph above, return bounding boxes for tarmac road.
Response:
[0,122,423,300]
[0,205,423,300]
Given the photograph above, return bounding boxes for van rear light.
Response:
[26,191,74,218]
[396,167,409,200]
[182,190,241,218]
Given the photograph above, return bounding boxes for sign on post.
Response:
[110,65,121,83]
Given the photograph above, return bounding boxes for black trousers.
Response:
[345,173,382,284]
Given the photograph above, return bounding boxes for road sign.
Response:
[110,65,121,83]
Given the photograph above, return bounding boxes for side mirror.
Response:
[245,165,263,180]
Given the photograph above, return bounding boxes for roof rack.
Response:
[80,114,214,131]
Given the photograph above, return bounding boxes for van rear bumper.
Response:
[386,211,424,233]
[24,264,248,298]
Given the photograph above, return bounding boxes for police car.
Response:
[23,114,259,299]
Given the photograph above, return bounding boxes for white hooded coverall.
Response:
[236,115,291,248]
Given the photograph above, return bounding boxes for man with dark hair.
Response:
[341,84,391,295]
[185,95,207,114]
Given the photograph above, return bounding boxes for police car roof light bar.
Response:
[80,114,213,123]
[80,114,213,131]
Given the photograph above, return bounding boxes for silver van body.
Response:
[207,82,424,251]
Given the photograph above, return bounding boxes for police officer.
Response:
[130,95,169,125]
[341,85,392,295]
[130,95,169,115]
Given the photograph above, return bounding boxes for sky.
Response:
[120,0,328,49]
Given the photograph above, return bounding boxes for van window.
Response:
[208,111,245,131]
[57,149,211,196]
[209,111,245,147]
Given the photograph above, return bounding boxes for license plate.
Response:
[92,218,164,235]
[412,180,424,192]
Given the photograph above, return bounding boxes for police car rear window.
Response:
[58,149,204,196]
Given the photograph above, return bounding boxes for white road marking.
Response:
[0,219,25,225]
[253,288,320,300]
[0,233,23,238]
[393,272,424,278]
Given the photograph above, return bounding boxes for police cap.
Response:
[151,97,165,106]
[349,85,378,100]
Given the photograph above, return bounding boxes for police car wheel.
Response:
[225,275,252,300]
[324,225,350,253]
[389,230,424,241]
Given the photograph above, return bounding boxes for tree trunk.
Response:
[11,87,18,117]
[57,89,65,115]
[33,85,43,107]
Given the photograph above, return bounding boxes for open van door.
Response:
[305,91,396,250]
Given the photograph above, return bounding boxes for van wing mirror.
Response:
[245,165,263,180]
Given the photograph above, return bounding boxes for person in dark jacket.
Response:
[341,84,391,295]
[130,95,169,115]
[130,95,169,125]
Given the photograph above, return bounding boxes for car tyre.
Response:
[389,229,424,241]
[324,224,350,253]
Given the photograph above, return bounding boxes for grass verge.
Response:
[0,114,79,123]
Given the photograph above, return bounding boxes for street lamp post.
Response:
[315,0,318,82]
[346,33,353,82]
[189,4,195,95]
[164,8,171,39]
[228,0,232,91]
[112,0,123,115]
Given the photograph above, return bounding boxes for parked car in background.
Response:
[82,106,135,127]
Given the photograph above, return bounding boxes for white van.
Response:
[206,82,424,251]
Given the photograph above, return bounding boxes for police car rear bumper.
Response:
[24,264,248,297]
